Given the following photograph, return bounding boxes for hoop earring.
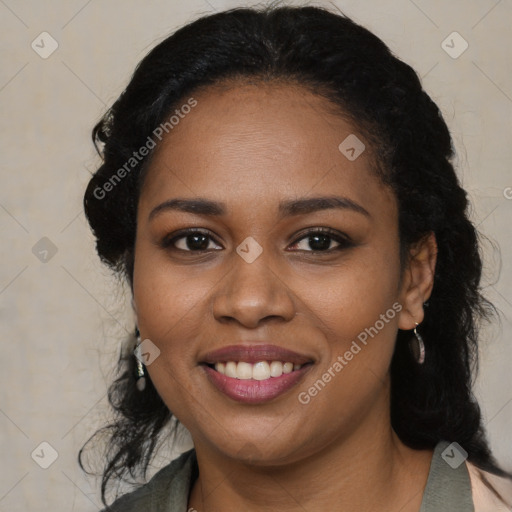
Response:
[134,328,147,391]
[409,322,426,365]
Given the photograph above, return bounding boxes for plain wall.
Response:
[1,0,511,510]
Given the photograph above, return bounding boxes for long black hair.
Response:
[80,4,509,508]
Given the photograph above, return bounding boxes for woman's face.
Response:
[133,82,427,464]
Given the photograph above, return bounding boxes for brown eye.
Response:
[289,228,354,253]
[161,229,222,252]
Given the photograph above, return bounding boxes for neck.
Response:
[188,394,433,511]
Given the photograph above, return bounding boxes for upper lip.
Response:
[200,344,314,365]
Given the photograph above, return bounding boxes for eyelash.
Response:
[160,227,354,254]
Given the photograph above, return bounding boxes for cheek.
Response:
[133,239,202,335]
[132,246,208,392]
[294,268,401,444]
[303,244,402,398]
[309,245,401,337]
[132,251,205,418]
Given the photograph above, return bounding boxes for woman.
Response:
[81,5,512,511]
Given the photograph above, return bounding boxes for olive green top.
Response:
[105,440,474,511]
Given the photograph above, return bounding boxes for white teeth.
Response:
[269,361,283,378]
[213,360,303,380]
[283,362,293,374]
[225,361,237,378]
[252,361,270,380]
[236,361,253,380]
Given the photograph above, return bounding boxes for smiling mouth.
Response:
[206,360,311,381]
[202,361,313,404]
[200,344,314,403]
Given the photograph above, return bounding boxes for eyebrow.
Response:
[148,195,370,221]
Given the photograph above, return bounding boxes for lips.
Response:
[200,344,314,404]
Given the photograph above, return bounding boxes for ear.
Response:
[397,232,437,330]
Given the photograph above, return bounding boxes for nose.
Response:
[212,247,296,329]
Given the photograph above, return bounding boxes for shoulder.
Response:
[102,449,197,512]
[466,461,512,512]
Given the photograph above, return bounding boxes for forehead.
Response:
[138,81,394,219]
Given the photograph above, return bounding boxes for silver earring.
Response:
[134,329,147,391]
[409,322,426,364]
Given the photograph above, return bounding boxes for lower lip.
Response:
[203,364,312,404]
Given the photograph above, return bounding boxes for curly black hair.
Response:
[80,4,509,508]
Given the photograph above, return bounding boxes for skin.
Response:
[132,81,438,511]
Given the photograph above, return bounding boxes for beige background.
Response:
[0,0,511,510]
